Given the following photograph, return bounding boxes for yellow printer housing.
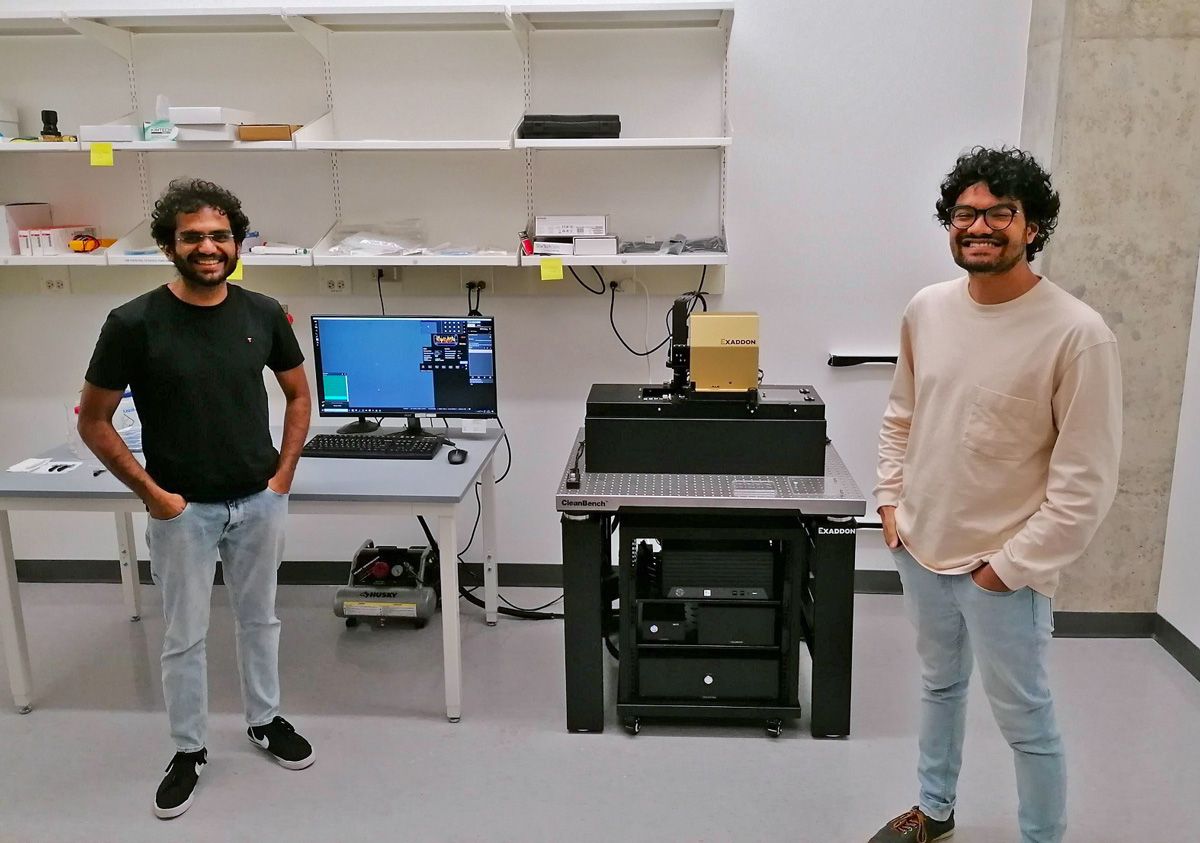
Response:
[688,312,759,392]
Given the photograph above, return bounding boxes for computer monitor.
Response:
[311,314,497,435]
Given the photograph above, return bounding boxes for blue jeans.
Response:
[146,488,289,752]
[892,546,1065,843]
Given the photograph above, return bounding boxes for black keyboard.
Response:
[301,434,442,460]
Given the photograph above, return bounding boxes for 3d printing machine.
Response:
[582,295,828,478]
[560,295,865,738]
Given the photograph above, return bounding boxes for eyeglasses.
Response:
[175,230,234,245]
[947,204,1022,231]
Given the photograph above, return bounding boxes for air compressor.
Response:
[334,539,439,628]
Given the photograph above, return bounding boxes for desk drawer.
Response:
[638,656,779,700]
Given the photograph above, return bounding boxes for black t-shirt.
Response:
[84,284,305,502]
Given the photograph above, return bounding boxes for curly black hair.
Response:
[935,146,1060,261]
[150,178,250,250]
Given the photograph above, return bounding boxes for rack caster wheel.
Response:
[766,719,783,738]
[345,617,359,628]
[623,717,641,736]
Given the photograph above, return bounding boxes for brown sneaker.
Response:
[868,806,955,842]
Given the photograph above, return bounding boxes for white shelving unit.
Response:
[0,142,83,152]
[80,140,297,152]
[0,3,734,287]
[0,251,108,267]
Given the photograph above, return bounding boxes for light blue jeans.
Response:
[892,546,1065,843]
[146,488,289,752]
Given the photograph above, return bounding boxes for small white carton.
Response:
[1,203,52,256]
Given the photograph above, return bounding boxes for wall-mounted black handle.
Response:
[827,355,898,367]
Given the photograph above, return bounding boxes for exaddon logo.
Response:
[817,527,856,535]
[720,338,757,345]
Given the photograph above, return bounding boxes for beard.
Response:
[951,234,1026,275]
[171,251,232,287]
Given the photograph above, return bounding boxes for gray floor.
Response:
[1,584,1198,843]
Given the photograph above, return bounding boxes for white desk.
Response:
[0,426,503,722]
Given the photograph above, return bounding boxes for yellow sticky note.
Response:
[228,260,244,281]
[540,257,564,281]
[89,142,114,167]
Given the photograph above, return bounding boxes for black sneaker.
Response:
[154,748,207,819]
[247,716,314,770]
[868,806,955,842]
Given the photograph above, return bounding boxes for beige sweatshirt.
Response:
[875,276,1122,597]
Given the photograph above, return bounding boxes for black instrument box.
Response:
[584,383,826,476]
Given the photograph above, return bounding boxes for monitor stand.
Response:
[336,416,381,435]
[393,416,441,439]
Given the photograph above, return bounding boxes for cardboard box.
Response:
[176,124,240,142]
[534,215,607,237]
[1,203,52,256]
[573,236,618,256]
[237,124,302,141]
[167,106,254,125]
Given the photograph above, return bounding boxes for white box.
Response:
[79,121,142,143]
[176,124,239,142]
[167,106,254,125]
[534,215,607,237]
[533,239,574,256]
[573,236,619,256]
[1,203,52,256]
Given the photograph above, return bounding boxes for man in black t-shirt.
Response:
[79,179,313,820]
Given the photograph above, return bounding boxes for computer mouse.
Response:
[447,448,468,465]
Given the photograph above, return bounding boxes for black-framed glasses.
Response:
[176,230,234,245]
[947,204,1022,231]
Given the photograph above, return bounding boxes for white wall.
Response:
[1159,252,1200,644]
[0,0,1033,573]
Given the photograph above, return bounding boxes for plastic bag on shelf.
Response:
[328,219,426,256]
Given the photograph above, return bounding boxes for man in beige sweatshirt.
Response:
[867,147,1122,843]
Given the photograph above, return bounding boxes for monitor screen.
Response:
[311,315,497,419]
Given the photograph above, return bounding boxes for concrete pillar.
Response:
[1022,0,1200,610]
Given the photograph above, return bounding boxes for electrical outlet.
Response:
[460,267,494,294]
[40,272,70,295]
[608,274,633,293]
[318,268,351,296]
